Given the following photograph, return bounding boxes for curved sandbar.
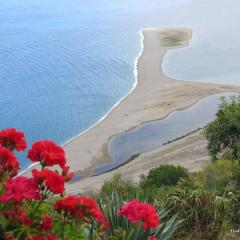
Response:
[24,28,240,193]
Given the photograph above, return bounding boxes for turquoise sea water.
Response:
[1,0,240,169]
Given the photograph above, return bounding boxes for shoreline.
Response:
[63,31,143,148]
[24,28,240,192]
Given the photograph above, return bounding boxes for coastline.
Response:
[63,31,143,148]
[24,28,240,192]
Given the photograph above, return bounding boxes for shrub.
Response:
[139,164,189,189]
[204,95,240,160]
[165,187,231,240]
[197,160,240,195]
[97,174,138,199]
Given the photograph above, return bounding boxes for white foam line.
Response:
[63,30,144,146]
[19,29,145,176]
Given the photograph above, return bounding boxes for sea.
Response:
[1,0,240,169]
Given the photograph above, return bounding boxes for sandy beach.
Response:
[24,28,240,193]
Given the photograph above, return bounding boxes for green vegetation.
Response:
[97,159,240,239]
[97,174,138,199]
[197,160,240,195]
[139,164,188,188]
[166,187,231,239]
[204,95,240,160]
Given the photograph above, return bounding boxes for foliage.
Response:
[97,174,138,199]
[139,164,189,189]
[204,95,240,160]
[97,173,173,205]
[196,160,240,195]
[165,187,232,240]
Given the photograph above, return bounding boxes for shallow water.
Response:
[94,93,236,175]
[1,1,240,169]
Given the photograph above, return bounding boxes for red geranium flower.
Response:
[61,165,74,182]
[0,176,40,203]
[32,169,65,194]
[54,195,109,230]
[0,144,19,177]
[39,215,53,231]
[25,237,43,240]
[117,199,160,230]
[45,235,57,240]
[3,235,14,240]
[0,128,27,151]
[3,234,14,240]
[28,140,66,168]
[149,236,157,240]
[3,207,32,226]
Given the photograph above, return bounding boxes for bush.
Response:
[165,187,232,240]
[97,174,138,199]
[204,95,240,160]
[139,164,189,189]
[197,160,240,195]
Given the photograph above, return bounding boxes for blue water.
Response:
[1,0,240,169]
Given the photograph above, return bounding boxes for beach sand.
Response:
[24,28,240,193]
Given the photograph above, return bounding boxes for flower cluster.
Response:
[28,140,74,196]
[3,207,33,227]
[1,176,40,203]
[117,199,160,230]
[0,128,27,151]
[0,128,76,239]
[0,144,19,177]
[0,128,162,239]
[32,169,65,194]
[54,195,109,230]
[28,140,66,168]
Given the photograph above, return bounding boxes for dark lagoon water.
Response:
[94,93,236,175]
[1,1,240,169]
